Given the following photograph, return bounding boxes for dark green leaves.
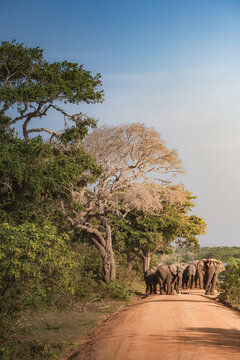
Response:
[0,133,101,224]
[0,40,104,139]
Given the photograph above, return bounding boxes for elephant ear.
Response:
[192,265,197,276]
[217,261,226,273]
[169,264,178,276]
[197,259,206,269]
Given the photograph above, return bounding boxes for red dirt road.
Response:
[67,290,240,360]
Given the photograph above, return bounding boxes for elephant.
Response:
[144,266,158,294]
[183,263,197,289]
[174,262,188,292]
[205,258,226,295]
[155,263,186,295]
[196,259,207,289]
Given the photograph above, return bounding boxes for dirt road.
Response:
[68,290,240,360]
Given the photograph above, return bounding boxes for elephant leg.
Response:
[163,282,167,294]
[149,282,153,294]
[182,278,186,289]
[198,273,204,289]
[175,278,180,294]
[159,279,165,295]
[210,274,217,295]
[172,278,177,294]
[205,283,211,294]
[190,276,194,289]
[166,281,172,295]
[153,283,157,294]
[205,270,215,295]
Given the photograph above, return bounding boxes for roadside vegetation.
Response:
[0,40,239,359]
[219,259,240,310]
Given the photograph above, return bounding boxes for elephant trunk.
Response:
[205,261,216,293]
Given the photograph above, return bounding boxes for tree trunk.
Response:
[60,200,116,284]
[90,235,116,283]
[143,252,151,272]
[126,251,135,272]
[102,247,116,283]
[90,221,116,283]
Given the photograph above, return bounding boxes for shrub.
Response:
[0,223,75,311]
[219,260,240,307]
[0,223,76,356]
[106,280,131,300]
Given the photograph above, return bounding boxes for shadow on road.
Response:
[179,327,240,351]
[150,299,209,303]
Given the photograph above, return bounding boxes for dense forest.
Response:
[0,41,239,359]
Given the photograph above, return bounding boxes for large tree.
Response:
[60,123,184,282]
[0,40,104,225]
[0,40,103,139]
[112,192,206,272]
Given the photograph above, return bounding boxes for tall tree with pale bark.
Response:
[61,123,184,282]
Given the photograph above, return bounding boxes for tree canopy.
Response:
[61,123,204,281]
[112,192,206,271]
[0,40,104,139]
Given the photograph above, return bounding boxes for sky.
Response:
[1,0,240,246]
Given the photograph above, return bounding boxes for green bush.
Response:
[106,280,131,300]
[0,223,76,357]
[0,341,60,360]
[219,260,240,307]
[70,242,103,301]
[0,223,75,311]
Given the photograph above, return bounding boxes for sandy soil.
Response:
[65,290,240,360]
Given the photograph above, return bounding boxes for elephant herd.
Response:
[144,258,226,296]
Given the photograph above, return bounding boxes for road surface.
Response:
[66,290,240,360]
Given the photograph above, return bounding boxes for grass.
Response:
[23,278,146,358]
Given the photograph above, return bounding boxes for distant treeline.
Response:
[193,247,240,263]
[157,246,240,265]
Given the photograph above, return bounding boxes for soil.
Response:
[63,289,240,360]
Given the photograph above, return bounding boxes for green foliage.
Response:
[0,223,75,311]
[111,196,206,265]
[0,40,104,138]
[193,246,240,263]
[70,242,103,301]
[106,281,131,300]
[0,133,101,224]
[219,260,240,308]
[0,223,79,358]
[0,341,60,360]
[158,246,240,265]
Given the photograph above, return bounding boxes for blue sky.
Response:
[1,0,240,246]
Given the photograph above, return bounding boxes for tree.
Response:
[112,192,206,272]
[0,40,103,139]
[0,40,104,226]
[0,131,101,226]
[60,123,184,282]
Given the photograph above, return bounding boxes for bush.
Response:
[0,223,75,311]
[70,242,103,301]
[0,223,76,357]
[106,281,131,300]
[0,340,60,360]
[219,260,240,307]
